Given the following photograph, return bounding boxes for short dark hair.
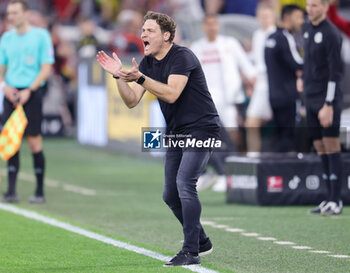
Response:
[281,4,304,20]
[9,0,29,11]
[143,11,176,43]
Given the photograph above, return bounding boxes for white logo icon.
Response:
[306,175,320,190]
[304,32,309,39]
[314,32,323,44]
[265,38,276,48]
[288,176,301,190]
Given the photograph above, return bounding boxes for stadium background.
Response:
[0,0,350,272]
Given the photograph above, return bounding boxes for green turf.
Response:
[0,210,190,273]
[0,138,349,273]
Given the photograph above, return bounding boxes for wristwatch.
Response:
[113,75,120,79]
[325,101,332,106]
[136,74,146,85]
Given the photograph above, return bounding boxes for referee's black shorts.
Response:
[2,86,44,136]
[305,95,341,141]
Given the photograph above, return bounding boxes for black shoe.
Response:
[322,200,343,215]
[308,200,327,214]
[163,251,200,267]
[29,195,46,204]
[1,193,19,203]
[199,237,213,256]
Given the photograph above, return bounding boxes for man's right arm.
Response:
[96,51,146,108]
[115,79,146,109]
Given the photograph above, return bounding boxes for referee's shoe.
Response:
[308,200,328,214]
[321,200,343,216]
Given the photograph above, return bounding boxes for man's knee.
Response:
[27,135,42,153]
[323,137,341,154]
[313,139,325,154]
[176,179,197,200]
[162,189,180,208]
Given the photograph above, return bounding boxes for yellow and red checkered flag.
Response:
[0,105,28,161]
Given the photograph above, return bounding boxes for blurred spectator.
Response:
[280,0,306,10]
[50,22,78,131]
[97,0,120,29]
[169,0,204,41]
[191,15,255,191]
[327,0,350,38]
[77,17,99,58]
[245,3,276,157]
[108,9,144,56]
[52,0,80,23]
[26,0,49,14]
[265,4,304,153]
[29,10,48,29]
[204,0,259,16]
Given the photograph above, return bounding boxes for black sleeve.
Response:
[279,33,303,72]
[139,57,147,75]
[325,30,343,83]
[169,49,197,77]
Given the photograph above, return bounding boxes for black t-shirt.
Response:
[139,43,220,136]
[303,19,343,100]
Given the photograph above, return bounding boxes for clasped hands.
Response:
[3,85,31,107]
[96,51,142,83]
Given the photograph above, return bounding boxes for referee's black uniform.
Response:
[265,27,303,152]
[303,18,343,210]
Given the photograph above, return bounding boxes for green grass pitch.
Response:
[0,138,349,273]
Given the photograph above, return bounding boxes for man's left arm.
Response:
[29,63,52,91]
[318,31,342,127]
[119,51,192,104]
[120,60,188,104]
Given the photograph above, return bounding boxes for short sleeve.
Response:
[169,49,197,77]
[0,35,7,66]
[139,57,147,74]
[325,29,342,82]
[40,30,55,64]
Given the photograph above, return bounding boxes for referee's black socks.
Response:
[327,152,342,202]
[33,151,45,197]
[320,154,331,201]
[7,152,19,195]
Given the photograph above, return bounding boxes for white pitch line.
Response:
[225,228,245,233]
[242,233,259,237]
[201,221,216,226]
[309,250,330,254]
[212,224,229,229]
[202,220,349,260]
[0,203,219,273]
[18,172,96,196]
[274,241,296,245]
[63,184,96,196]
[257,237,276,241]
[328,255,350,258]
[292,246,312,250]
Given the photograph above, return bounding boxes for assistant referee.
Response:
[0,0,54,203]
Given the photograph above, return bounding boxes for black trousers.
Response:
[271,103,296,152]
[163,146,211,253]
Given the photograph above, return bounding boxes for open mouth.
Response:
[143,41,150,49]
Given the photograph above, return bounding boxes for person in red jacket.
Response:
[327,0,350,38]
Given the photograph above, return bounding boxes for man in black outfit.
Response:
[302,0,343,215]
[265,5,304,153]
[97,11,217,266]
